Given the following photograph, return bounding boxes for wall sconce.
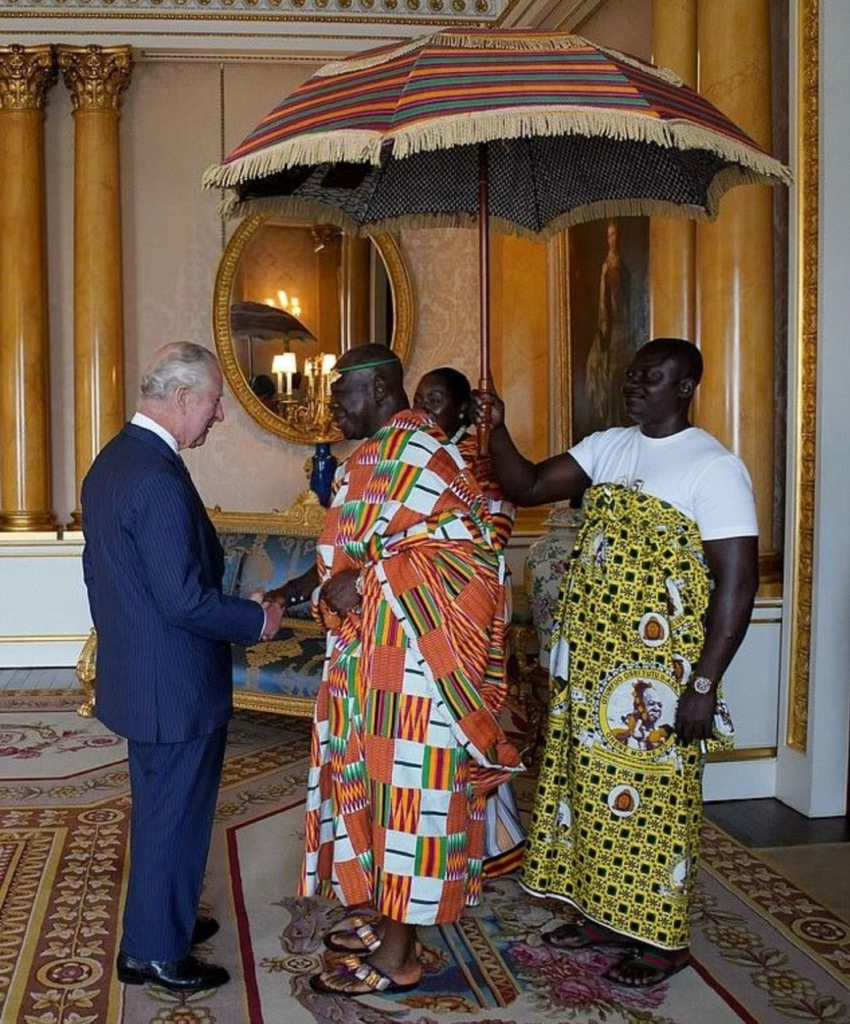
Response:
[264,290,302,319]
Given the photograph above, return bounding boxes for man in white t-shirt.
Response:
[477,338,759,988]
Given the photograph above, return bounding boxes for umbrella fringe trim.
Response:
[218,166,781,239]
[206,108,791,192]
[387,108,791,184]
[316,37,429,77]
[217,192,360,232]
[203,131,384,190]
[314,33,684,88]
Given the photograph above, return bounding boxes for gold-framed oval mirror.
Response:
[213,213,414,444]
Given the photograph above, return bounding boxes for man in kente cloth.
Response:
[297,345,523,998]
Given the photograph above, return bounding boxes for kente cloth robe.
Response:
[300,410,522,925]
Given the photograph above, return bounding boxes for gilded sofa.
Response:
[76,490,328,719]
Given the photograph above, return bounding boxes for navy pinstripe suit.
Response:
[81,423,264,960]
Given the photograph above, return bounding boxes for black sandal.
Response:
[542,917,635,950]
[602,947,691,988]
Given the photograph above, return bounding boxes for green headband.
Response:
[335,357,399,374]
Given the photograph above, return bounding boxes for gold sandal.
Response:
[323,916,382,955]
[309,956,420,997]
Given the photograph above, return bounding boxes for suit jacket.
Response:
[81,423,264,743]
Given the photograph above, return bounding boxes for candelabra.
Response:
[271,351,338,439]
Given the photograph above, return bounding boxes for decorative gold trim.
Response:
[208,490,327,537]
[76,628,97,717]
[0,548,84,555]
[0,10,498,24]
[706,745,778,764]
[56,44,132,112]
[787,0,818,754]
[234,690,315,717]
[551,229,571,452]
[0,43,56,111]
[0,511,59,532]
[212,212,414,446]
[0,634,90,643]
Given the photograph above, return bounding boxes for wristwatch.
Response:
[690,675,715,695]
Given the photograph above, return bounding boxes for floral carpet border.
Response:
[701,819,850,986]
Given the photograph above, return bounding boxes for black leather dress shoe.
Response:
[116,951,230,991]
[192,916,220,945]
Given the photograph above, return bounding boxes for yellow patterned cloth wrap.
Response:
[520,483,734,951]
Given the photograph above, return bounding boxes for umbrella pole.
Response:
[477,142,492,456]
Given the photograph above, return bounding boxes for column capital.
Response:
[0,45,57,112]
[57,45,132,112]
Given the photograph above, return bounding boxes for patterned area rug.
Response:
[2,690,849,1024]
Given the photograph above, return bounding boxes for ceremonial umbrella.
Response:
[204,29,791,427]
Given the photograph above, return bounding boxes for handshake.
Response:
[250,593,283,642]
[249,567,319,642]
[249,565,363,639]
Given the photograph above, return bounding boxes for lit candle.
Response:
[277,290,289,309]
[321,353,337,398]
[271,353,287,395]
[280,351,297,397]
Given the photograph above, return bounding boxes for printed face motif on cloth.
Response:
[600,670,678,755]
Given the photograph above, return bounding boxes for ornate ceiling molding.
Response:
[0,0,581,56]
[0,0,498,15]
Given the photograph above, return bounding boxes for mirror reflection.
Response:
[213,215,413,445]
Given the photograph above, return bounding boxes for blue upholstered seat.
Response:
[213,499,329,716]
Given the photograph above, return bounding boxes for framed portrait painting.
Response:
[562,217,650,445]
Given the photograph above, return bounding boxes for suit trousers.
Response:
[121,725,228,960]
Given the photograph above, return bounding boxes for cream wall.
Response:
[42,58,552,520]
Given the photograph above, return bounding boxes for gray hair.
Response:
[140,342,219,401]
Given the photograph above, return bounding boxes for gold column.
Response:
[58,45,132,529]
[0,46,58,531]
[650,0,697,340]
[695,0,777,572]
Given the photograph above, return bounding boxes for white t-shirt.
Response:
[569,425,758,541]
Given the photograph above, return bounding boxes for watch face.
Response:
[692,676,713,695]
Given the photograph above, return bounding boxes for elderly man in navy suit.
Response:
[81,342,283,992]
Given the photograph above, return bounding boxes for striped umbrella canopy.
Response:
[206,29,790,236]
[205,29,790,432]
